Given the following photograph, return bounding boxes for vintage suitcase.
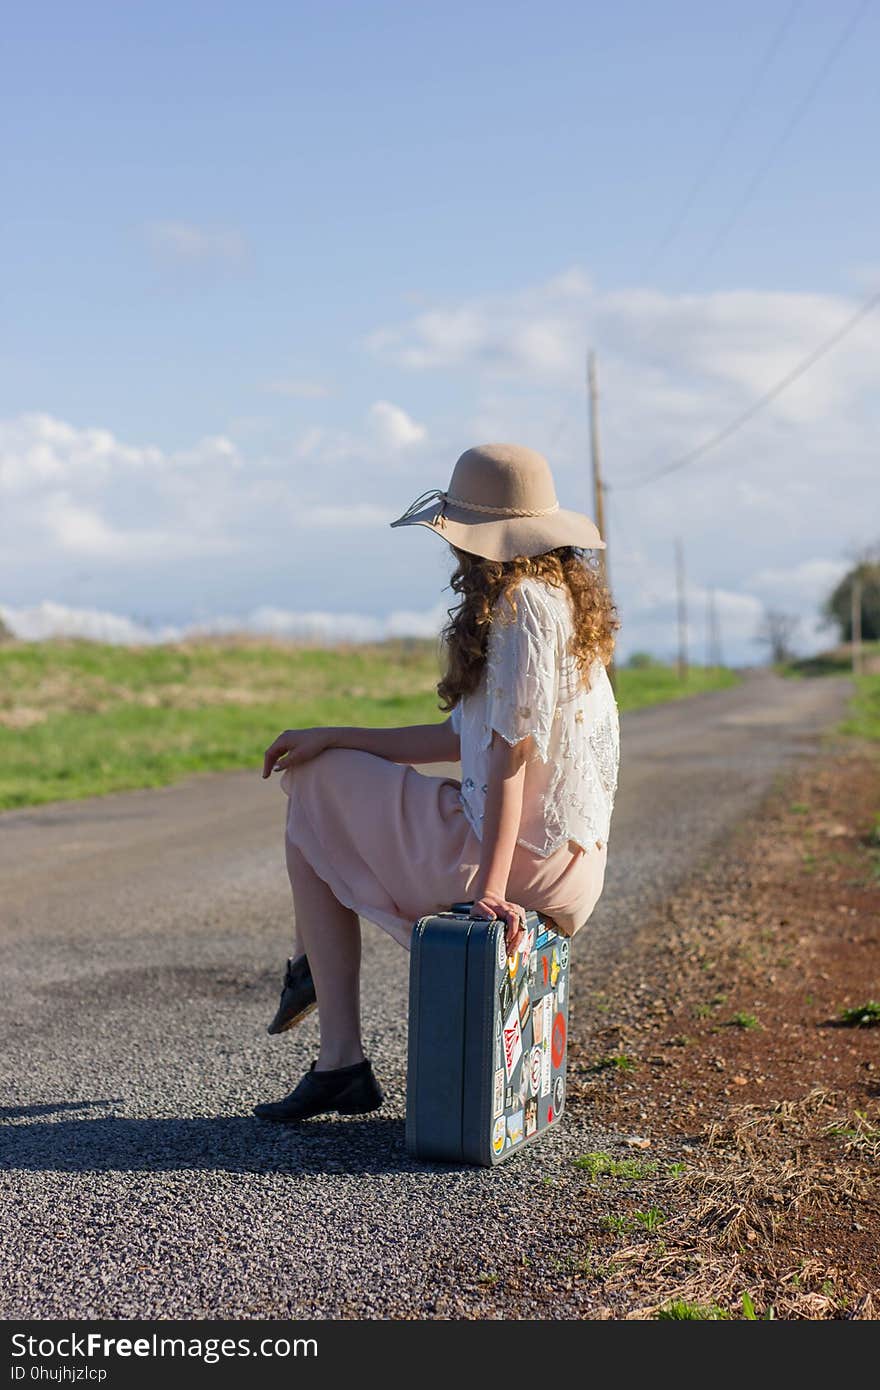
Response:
[406,902,571,1165]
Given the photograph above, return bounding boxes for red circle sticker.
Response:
[551,1012,566,1069]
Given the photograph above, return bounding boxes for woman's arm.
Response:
[330,720,460,764]
[262,717,460,778]
[469,731,531,951]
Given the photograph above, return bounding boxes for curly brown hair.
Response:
[437,546,619,712]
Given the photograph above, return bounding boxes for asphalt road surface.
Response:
[0,670,850,1318]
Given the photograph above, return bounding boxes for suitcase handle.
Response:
[448,900,495,920]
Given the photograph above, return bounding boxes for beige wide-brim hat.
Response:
[390,442,605,562]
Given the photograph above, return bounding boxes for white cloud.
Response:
[747,558,848,603]
[261,379,331,399]
[238,601,446,642]
[0,599,448,647]
[143,220,249,270]
[368,268,880,429]
[368,400,427,449]
[41,492,237,560]
[0,415,241,497]
[366,272,591,382]
[0,416,254,568]
[0,413,423,611]
[0,413,162,493]
[0,600,182,645]
[44,496,134,557]
[597,288,878,424]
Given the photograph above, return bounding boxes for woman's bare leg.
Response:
[285,836,365,1071]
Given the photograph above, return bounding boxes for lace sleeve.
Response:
[484,585,558,762]
[449,701,462,734]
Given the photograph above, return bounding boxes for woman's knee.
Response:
[283,745,348,796]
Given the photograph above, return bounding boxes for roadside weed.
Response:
[633,1207,666,1232]
[838,1000,880,1027]
[599,1213,630,1233]
[600,1207,666,1235]
[656,1300,729,1320]
[574,1151,658,1180]
[728,1011,761,1030]
[590,1052,638,1072]
[742,1291,775,1320]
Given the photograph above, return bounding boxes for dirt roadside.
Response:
[458,739,880,1320]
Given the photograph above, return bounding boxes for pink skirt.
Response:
[279,748,607,950]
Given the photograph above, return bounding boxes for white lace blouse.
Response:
[449,577,620,857]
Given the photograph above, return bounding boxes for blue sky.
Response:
[2,1,878,661]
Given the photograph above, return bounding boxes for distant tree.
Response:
[626,651,656,670]
[755,609,799,664]
[822,546,880,642]
[0,613,12,643]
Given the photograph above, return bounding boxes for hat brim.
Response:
[390,500,605,562]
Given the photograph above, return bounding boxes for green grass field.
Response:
[839,675,880,742]
[0,638,739,810]
[612,662,737,713]
[781,643,880,743]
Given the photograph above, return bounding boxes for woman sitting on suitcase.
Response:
[254,443,620,1121]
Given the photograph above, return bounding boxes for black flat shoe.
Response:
[253,1059,384,1122]
[267,953,317,1035]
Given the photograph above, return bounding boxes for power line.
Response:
[610,284,880,491]
[680,0,869,288]
[641,0,802,278]
[548,4,870,491]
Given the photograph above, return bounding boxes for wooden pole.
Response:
[851,574,863,676]
[706,586,722,668]
[587,350,616,690]
[587,352,608,586]
[675,537,688,681]
[713,589,723,668]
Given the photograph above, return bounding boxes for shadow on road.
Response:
[0,1112,450,1176]
[0,1100,124,1120]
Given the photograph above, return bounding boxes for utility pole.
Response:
[706,587,723,668]
[851,574,863,676]
[675,538,688,682]
[587,352,608,589]
[713,590,723,668]
[587,350,615,689]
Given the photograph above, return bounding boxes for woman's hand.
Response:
[470,890,527,955]
[262,728,334,779]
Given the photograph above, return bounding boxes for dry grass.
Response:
[598,1089,878,1319]
[824,1110,880,1161]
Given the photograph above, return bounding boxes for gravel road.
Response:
[0,670,850,1318]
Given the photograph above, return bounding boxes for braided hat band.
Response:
[394,488,561,531]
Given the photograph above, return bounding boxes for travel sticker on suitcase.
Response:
[493,924,568,1159]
